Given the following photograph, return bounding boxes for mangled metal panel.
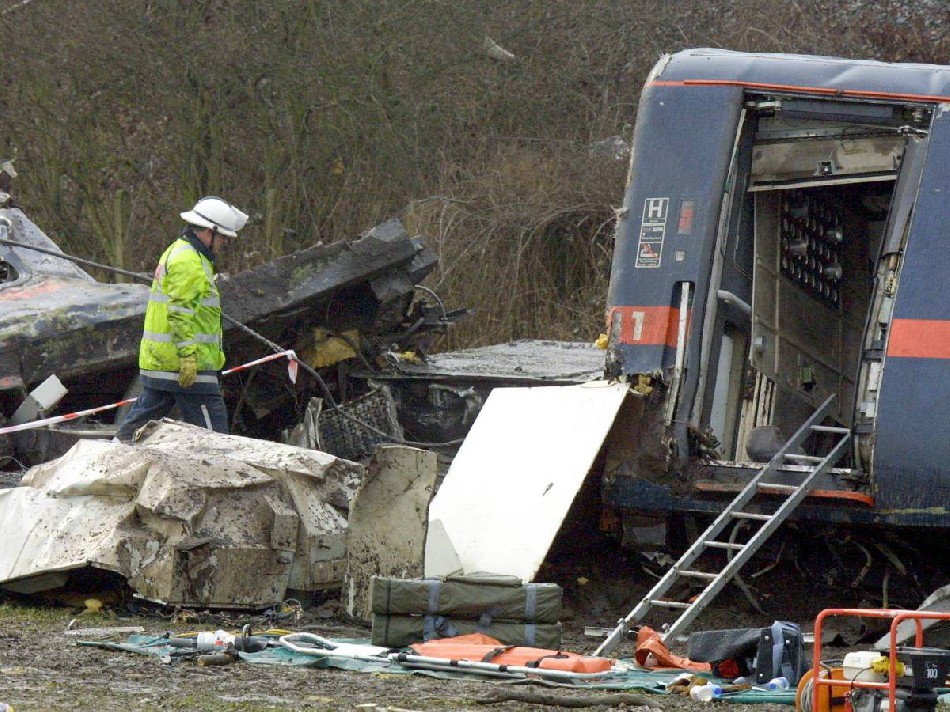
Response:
[1,209,441,467]
[0,420,363,607]
[372,340,606,384]
[0,208,148,394]
[424,382,631,582]
[221,218,436,351]
[0,211,436,400]
[873,584,950,649]
[362,340,607,445]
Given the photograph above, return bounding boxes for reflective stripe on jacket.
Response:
[138,237,224,376]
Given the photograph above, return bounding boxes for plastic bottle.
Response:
[767,676,790,690]
[690,683,724,701]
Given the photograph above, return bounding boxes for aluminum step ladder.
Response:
[595,394,851,656]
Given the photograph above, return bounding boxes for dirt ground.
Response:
[0,587,789,712]
[1,523,939,712]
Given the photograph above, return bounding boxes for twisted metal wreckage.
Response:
[0,205,472,607]
[0,206,455,466]
[0,204,605,611]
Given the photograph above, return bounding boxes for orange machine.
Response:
[805,609,950,712]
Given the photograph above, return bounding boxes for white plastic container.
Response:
[843,651,887,682]
[196,629,235,651]
[689,683,723,702]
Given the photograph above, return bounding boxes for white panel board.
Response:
[425,381,630,582]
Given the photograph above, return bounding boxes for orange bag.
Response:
[410,633,613,673]
[634,626,711,672]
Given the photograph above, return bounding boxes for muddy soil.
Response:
[0,591,790,712]
[1,524,934,712]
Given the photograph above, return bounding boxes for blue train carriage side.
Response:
[603,49,950,542]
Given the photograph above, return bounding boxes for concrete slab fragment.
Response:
[344,445,439,622]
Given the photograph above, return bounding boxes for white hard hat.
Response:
[181,196,249,238]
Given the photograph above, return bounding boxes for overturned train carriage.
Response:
[604,49,950,534]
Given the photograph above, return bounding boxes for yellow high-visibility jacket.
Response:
[138,237,224,385]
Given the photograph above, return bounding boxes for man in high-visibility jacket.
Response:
[115,196,249,442]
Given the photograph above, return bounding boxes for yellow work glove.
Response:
[178,354,198,388]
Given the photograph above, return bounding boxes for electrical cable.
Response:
[0,235,465,449]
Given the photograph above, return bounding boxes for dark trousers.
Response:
[115,384,229,442]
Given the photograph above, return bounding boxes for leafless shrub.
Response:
[406,144,623,349]
[1,1,948,350]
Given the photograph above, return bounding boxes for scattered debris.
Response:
[63,626,145,638]
[195,652,237,667]
[279,633,390,662]
[874,584,950,650]
[482,36,516,63]
[1,209,454,467]
[364,339,605,445]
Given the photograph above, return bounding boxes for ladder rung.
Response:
[704,541,745,550]
[757,483,798,494]
[731,511,772,521]
[810,425,850,434]
[784,453,822,463]
[649,599,690,609]
[679,569,718,581]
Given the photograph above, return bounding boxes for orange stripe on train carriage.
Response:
[887,318,950,359]
[607,305,691,347]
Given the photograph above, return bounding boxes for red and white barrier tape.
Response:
[223,349,298,383]
[0,350,298,437]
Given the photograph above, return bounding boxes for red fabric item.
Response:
[714,657,743,679]
[410,633,613,673]
[633,626,712,672]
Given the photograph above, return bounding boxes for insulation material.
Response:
[0,420,363,606]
